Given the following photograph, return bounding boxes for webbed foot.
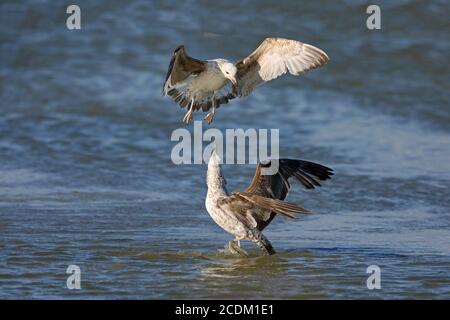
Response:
[182,109,193,124]
[204,112,215,124]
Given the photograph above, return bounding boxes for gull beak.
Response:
[229,77,237,88]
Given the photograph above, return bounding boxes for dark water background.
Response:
[0,0,449,299]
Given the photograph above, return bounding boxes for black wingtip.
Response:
[296,160,334,181]
[276,159,334,190]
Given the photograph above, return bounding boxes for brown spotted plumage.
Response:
[205,150,333,255]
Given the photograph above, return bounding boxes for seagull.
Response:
[205,149,333,256]
[163,37,329,124]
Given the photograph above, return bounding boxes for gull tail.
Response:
[248,229,276,255]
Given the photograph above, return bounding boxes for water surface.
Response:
[0,0,449,299]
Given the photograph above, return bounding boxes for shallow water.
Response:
[0,0,449,299]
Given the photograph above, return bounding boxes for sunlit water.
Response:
[0,0,449,299]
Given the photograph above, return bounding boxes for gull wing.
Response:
[235,37,329,96]
[163,45,207,96]
[246,159,334,199]
[242,158,333,230]
[215,194,261,229]
[216,192,309,231]
[233,191,311,217]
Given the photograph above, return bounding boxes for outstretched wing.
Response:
[243,158,333,230]
[235,37,329,96]
[247,159,333,198]
[163,45,207,95]
[163,45,208,111]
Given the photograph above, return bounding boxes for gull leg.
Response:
[204,93,216,124]
[182,98,195,124]
[248,229,276,255]
[227,237,248,257]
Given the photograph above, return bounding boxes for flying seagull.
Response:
[163,37,329,124]
[205,149,333,255]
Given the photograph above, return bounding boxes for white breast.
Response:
[191,67,228,95]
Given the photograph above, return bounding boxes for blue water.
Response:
[0,0,449,299]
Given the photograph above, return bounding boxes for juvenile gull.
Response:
[205,149,333,255]
[163,37,329,124]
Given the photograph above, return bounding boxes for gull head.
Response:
[208,146,221,168]
[218,60,238,87]
[206,145,227,188]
